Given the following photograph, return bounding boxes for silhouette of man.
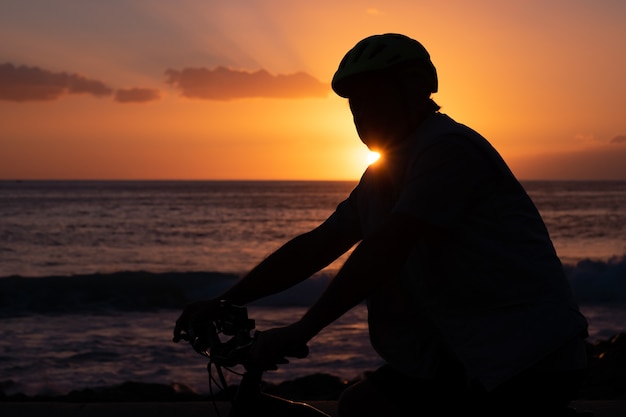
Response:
[174,33,589,416]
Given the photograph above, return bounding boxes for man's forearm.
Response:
[218,237,314,305]
[296,226,413,340]
[219,227,355,305]
[295,213,432,341]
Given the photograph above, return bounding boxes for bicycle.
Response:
[185,301,332,417]
[181,302,597,417]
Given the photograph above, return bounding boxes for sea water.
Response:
[1,180,625,397]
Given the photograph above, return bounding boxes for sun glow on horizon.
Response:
[367,151,381,165]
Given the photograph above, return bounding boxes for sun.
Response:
[367,151,381,165]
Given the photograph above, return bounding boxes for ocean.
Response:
[1,179,626,397]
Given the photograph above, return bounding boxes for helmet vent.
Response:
[386,54,403,65]
[350,42,369,64]
[367,43,387,60]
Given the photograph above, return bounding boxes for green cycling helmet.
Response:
[332,33,438,98]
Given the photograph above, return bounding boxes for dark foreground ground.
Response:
[2,400,626,417]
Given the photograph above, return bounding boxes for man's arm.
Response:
[293,212,441,341]
[173,220,357,343]
[218,221,359,306]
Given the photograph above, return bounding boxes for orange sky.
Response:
[1,0,625,180]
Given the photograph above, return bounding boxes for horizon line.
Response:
[3,178,626,182]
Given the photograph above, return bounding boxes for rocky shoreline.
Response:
[2,333,625,402]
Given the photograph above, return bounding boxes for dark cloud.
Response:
[164,66,329,100]
[0,63,113,102]
[610,135,626,144]
[114,87,161,103]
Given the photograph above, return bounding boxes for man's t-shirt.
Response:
[324,112,588,390]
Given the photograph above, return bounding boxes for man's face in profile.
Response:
[347,75,411,152]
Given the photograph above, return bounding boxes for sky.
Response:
[1,0,625,181]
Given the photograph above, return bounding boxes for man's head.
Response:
[331,33,438,99]
[332,34,439,151]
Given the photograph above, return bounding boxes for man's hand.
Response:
[173,299,220,343]
[245,323,310,371]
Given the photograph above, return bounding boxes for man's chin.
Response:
[358,133,384,148]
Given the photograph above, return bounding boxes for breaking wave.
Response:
[1,255,625,316]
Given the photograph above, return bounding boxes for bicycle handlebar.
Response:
[187,300,308,369]
[185,301,330,417]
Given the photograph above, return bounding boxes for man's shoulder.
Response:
[413,113,515,178]
[410,113,485,156]
[420,112,484,139]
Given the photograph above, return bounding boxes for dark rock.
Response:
[65,381,179,402]
[264,373,352,401]
[1,381,207,402]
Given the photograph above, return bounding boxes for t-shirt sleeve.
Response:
[321,182,364,241]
